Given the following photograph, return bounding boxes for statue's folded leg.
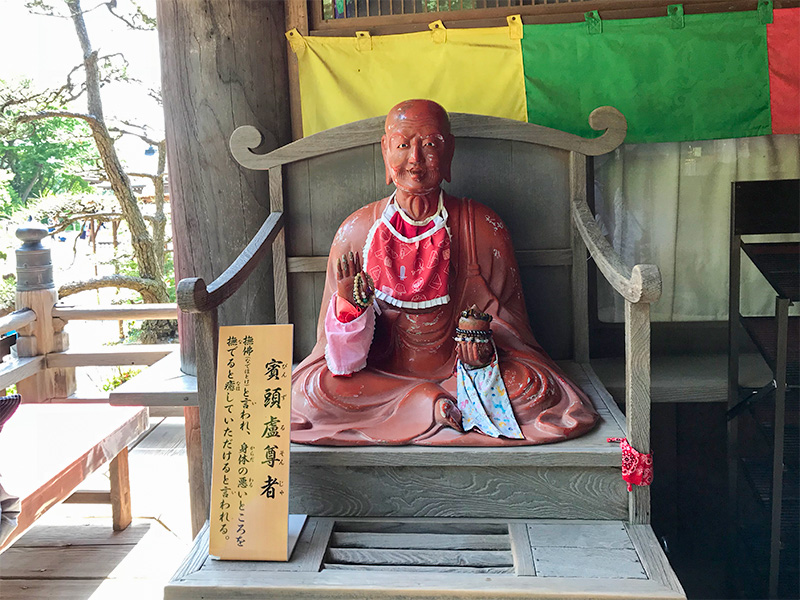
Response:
[500,350,599,441]
[291,357,452,445]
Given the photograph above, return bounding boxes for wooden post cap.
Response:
[16,226,48,248]
[16,226,54,291]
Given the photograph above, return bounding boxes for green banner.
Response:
[522,11,772,143]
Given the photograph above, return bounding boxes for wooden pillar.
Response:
[157,0,291,537]
[157,0,291,374]
[14,227,76,402]
[286,0,309,140]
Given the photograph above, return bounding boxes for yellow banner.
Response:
[291,24,526,135]
[209,324,294,560]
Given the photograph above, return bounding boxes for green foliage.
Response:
[0,81,99,214]
[107,249,139,278]
[101,367,141,391]
[0,274,15,315]
[163,252,176,303]
[0,168,14,218]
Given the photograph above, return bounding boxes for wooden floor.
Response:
[0,416,192,600]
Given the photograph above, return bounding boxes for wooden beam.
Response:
[0,309,36,336]
[572,188,661,305]
[16,286,76,402]
[509,522,536,576]
[157,0,291,374]
[570,152,590,364]
[185,406,205,538]
[0,405,147,553]
[310,0,800,34]
[270,167,290,324]
[286,0,310,139]
[325,547,513,567]
[626,524,685,596]
[52,303,178,321]
[64,490,112,504]
[45,344,176,368]
[0,355,45,390]
[288,256,328,273]
[190,308,218,536]
[286,249,572,274]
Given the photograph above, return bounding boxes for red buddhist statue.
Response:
[290,99,598,446]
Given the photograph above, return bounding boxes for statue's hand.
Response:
[336,251,369,306]
[456,339,494,368]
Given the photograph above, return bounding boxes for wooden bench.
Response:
[0,404,148,552]
[168,109,685,599]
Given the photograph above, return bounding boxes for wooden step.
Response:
[289,362,629,520]
[165,518,685,599]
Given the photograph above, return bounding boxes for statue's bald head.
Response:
[385,99,451,136]
[381,99,455,189]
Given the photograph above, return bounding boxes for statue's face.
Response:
[382,101,454,194]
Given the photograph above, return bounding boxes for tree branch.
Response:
[126,172,157,181]
[45,211,157,236]
[16,110,102,128]
[103,0,155,30]
[110,120,162,146]
[58,274,162,299]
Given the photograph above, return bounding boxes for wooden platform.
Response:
[166,518,684,599]
[164,360,686,598]
[109,351,197,407]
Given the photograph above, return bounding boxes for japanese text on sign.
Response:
[209,324,293,560]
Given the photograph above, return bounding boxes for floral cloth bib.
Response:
[456,347,524,439]
[363,192,451,310]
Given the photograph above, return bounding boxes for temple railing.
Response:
[1,227,179,400]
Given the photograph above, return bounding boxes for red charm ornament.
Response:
[607,437,653,492]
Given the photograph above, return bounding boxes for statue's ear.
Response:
[441,133,455,183]
[381,135,393,186]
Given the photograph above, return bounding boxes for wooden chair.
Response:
[169,108,684,599]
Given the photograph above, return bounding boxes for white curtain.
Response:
[594,135,800,322]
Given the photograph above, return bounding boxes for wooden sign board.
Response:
[209,324,303,560]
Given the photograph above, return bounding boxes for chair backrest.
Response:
[283,140,576,361]
[230,111,627,363]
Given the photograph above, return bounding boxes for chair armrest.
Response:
[572,194,661,305]
[177,211,284,313]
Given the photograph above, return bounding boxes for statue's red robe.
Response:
[290,193,599,446]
